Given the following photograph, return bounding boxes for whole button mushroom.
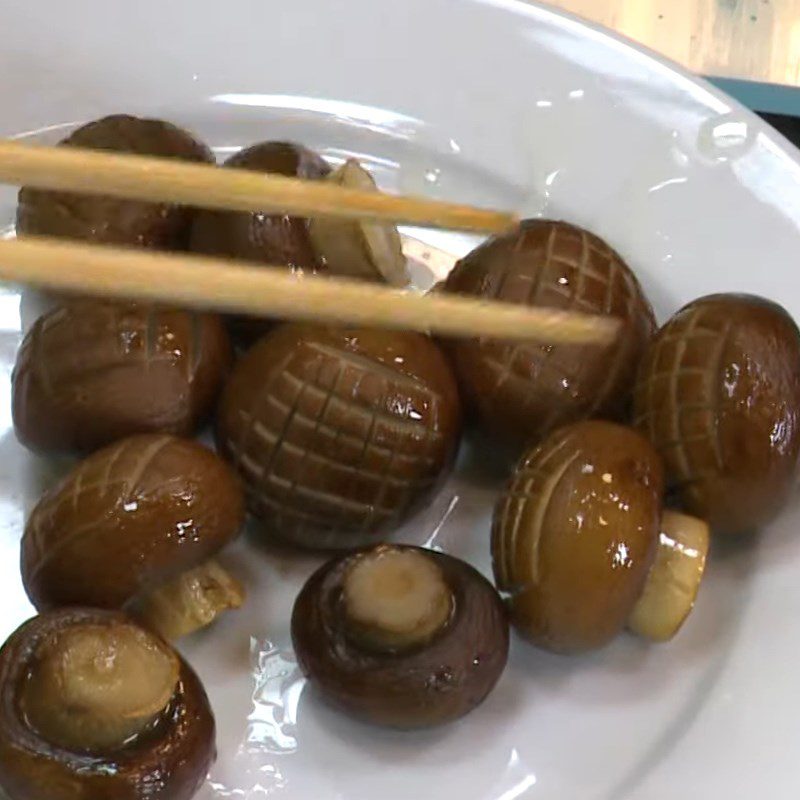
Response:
[633,294,800,535]
[0,609,215,800]
[292,544,509,728]
[190,141,331,342]
[17,114,214,249]
[12,299,232,455]
[492,420,709,652]
[442,219,655,446]
[22,434,246,640]
[215,323,462,550]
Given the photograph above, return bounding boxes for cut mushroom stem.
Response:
[309,159,410,286]
[342,545,453,652]
[628,510,710,642]
[133,558,245,641]
[20,621,179,751]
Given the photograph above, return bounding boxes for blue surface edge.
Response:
[707,76,800,115]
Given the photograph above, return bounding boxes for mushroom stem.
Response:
[342,545,453,652]
[308,159,409,286]
[134,558,245,641]
[628,511,710,642]
[20,621,179,752]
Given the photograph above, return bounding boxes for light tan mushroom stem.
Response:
[309,159,410,286]
[628,511,710,642]
[343,546,453,652]
[20,622,179,751]
[134,559,245,641]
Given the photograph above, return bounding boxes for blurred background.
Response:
[550,0,800,84]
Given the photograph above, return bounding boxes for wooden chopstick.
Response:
[0,140,517,234]
[0,237,619,344]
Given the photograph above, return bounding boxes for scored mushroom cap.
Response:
[215,323,462,550]
[634,293,800,535]
[12,300,232,455]
[0,608,215,800]
[17,114,213,249]
[189,141,331,343]
[492,420,664,654]
[292,544,509,728]
[441,219,655,446]
[21,433,245,612]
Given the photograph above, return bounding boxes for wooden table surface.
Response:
[548,0,800,85]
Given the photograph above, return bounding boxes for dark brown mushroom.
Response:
[17,114,214,249]
[292,544,509,728]
[633,293,800,535]
[22,434,246,639]
[441,219,655,447]
[189,141,331,342]
[12,300,232,455]
[0,608,215,800]
[215,323,462,550]
[492,420,665,653]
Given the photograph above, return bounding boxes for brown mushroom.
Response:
[215,323,462,550]
[17,114,214,249]
[492,420,665,653]
[22,434,246,639]
[633,293,800,535]
[292,544,509,728]
[441,219,655,446]
[12,300,232,455]
[0,608,214,800]
[189,141,331,342]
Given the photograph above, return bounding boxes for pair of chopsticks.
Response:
[0,139,617,344]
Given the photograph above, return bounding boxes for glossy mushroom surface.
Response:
[0,609,215,800]
[292,544,509,728]
[22,434,245,636]
[633,293,800,534]
[17,114,213,249]
[12,300,232,455]
[215,324,462,549]
[442,219,655,445]
[189,141,331,342]
[492,420,664,653]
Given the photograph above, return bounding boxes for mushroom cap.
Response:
[215,323,462,549]
[292,545,509,728]
[442,219,654,445]
[12,300,232,455]
[17,114,213,249]
[22,434,245,610]
[492,420,663,653]
[189,141,331,343]
[0,608,215,800]
[634,293,800,534]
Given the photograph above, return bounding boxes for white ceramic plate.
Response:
[2,1,800,798]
